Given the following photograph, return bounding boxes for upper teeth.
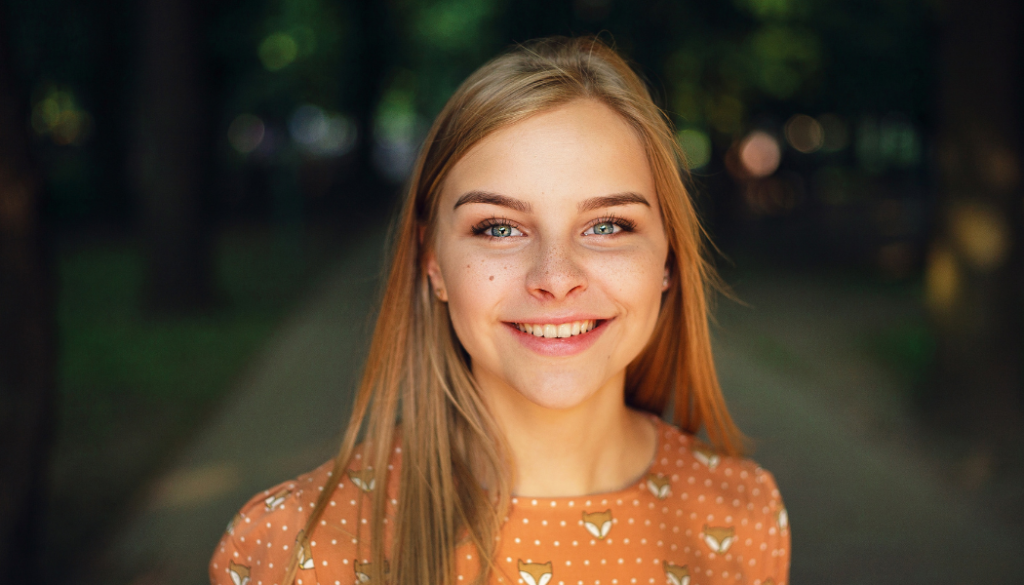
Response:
[515,320,597,338]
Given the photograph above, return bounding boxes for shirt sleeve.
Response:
[209,460,381,585]
[208,479,320,585]
[754,467,790,585]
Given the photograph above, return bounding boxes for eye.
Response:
[471,217,526,239]
[488,224,522,238]
[587,221,620,235]
[583,216,636,236]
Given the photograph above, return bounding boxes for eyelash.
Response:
[588,215,637,234]
[469,215,637,238]
[471,216,523,237]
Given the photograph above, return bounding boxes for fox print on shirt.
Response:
[663,561,690,585]
[702,525,736,553]
[226,512,242,535]
[209,420,790,585]
[692,442,721,470]
[646,473,671,499]
[227,561,250,585]
[776,507,789,531]
[582,510,613,539]
[347,468,376,492]
[295,530,314,570]
[518,560,553,585]
[264,488,290,511]
[354,561,389,582]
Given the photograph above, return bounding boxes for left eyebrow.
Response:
[578,192,651,212]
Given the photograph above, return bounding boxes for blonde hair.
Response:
[285,36,743,585]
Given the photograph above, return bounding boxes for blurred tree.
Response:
[0,5,57,584]
[90,0,135,226]
[349,0,397,197]
[134,0,215,312]
[926,0,1023,442]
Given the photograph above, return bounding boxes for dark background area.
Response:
[1,0,1021,583]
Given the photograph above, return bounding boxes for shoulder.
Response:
[650,420,787,527]
[650,420,790,578]
[208,461,334,584]
[208,444,397,585]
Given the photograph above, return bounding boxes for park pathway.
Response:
[99,230,1024,585]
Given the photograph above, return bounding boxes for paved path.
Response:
[101,234,1024,585]
[713,273,1023,584]
[101,226,390,585]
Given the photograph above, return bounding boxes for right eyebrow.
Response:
[453,190,532,213]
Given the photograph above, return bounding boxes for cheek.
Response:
[441,252,522,341]
[594,249,665,305]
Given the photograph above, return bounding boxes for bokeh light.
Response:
[30,86,92,146]
[373,79,422,182]
[856,114,921,172]
[259,32,299,71]
[738,131,782,178]
[784,114,823,153]
[926,244,959,316]
[288,104,356,157]
[227,114,266,154]
[677,128,712,170]
[950,203,1009,271]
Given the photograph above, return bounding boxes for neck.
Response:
[477,370,658,497]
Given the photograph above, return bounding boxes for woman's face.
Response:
[426,99,669,410]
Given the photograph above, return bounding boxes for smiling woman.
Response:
[209,37,789,585]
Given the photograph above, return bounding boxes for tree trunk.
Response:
[926,0,1024,442]
[0,7,57,584]
[348,0,394,207]
[135,0,214,313]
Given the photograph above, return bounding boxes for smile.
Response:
[505,319,610,357]
[513,320,597,339]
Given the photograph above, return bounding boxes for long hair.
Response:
[284,36,743,585]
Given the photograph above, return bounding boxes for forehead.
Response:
[440,99,656,210]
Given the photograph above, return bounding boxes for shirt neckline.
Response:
[509,415,667,504]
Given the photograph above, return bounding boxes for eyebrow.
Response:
[453,190,651,213]
[578,192,651,212]
[453,191,532,213]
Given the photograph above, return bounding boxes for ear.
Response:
[423,247,449,302]
[662,266,671,292]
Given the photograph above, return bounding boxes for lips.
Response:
[504,318,610,357]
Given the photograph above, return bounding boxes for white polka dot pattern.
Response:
[209,421,789,585]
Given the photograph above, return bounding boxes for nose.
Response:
[525,240,588,300]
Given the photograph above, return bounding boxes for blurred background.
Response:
[1,0,1022,583]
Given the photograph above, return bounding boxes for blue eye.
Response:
[484,223,523,238]
[471,218,525,238]
[587,221,620,235]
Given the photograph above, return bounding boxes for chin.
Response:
[509,372,604,410]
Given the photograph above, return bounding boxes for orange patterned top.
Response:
[209,419,789,585]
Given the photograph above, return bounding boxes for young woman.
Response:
[210,36,789,585]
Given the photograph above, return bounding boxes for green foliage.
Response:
[412,0,501,54]
[218,0,352,129]
[734,0,810,21]
[677,128,712,169]
[49,228,344,577]
[56,229,341,439]
[375,70,420,143]
[747,24,821,99]
[259,32,300,71]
